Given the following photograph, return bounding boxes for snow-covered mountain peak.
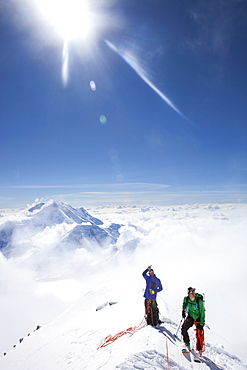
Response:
[27,200,103,228]
[0,201,119,258]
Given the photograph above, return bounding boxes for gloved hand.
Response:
[182,310,186,319]
[196,323,204,330]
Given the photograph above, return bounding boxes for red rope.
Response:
[97,318,146,349]
[166,337,170,370]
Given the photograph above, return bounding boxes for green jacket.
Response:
[182,293,205,325]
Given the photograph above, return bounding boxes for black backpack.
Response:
[185,293,204,308]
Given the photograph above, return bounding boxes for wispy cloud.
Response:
[47,188,247,208]
[105,40,192,124]
[1,184,246,209]
[3,183,170,191]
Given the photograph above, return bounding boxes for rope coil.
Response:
[97,318,146,349]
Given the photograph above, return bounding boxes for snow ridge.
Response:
[0,280,246,370]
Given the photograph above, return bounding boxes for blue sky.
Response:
[0,0,247,208]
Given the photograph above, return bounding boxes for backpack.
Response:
[185,293,205,310]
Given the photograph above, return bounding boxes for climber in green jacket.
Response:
[181,287,205,351]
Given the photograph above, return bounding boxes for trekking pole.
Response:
[175,318,184,337]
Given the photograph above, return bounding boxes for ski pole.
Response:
[175,318,184,337]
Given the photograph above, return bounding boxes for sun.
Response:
[36,0,93,41]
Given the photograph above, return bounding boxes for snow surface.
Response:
[0,279,246,369]
[0,201,247,369]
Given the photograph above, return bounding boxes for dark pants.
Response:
[144,298,159,326]
[181,315,194,343]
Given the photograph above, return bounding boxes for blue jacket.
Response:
[143,269,163,300]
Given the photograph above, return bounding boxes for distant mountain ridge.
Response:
[27,200,103,227]
[0,200,121,257]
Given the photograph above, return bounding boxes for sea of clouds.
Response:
[0,202,246,361]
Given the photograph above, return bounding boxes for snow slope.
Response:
[0,279,246,370]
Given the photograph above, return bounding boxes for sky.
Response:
[0,0,247,208]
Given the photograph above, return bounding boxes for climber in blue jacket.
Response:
[143,266,163,326]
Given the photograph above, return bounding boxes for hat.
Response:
[188,287,195,294]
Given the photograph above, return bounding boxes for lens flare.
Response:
[90,81,97,91]
[62,40,69,85]
[99,115,107,124]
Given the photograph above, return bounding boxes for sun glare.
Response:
[36,0,93,40]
